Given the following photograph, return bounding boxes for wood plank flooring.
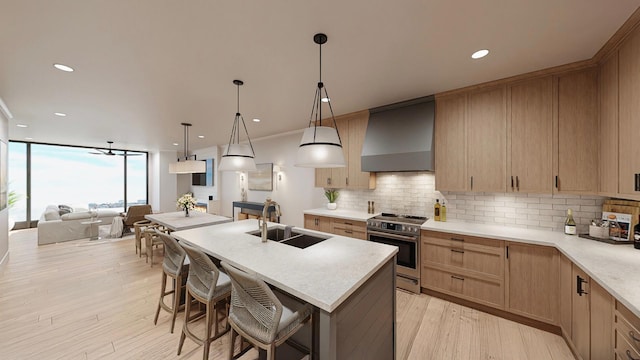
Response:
[0,229,575,360]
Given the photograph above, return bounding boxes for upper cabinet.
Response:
[508,77,553,193]
[619,27,640,199]
[314,110,376,190]
[554,67,599,194]
[467,86,507,192]
[599,53,619,196]
[435,94,467,192]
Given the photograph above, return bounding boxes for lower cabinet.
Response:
[303,214,366,240]
[505,242,559,324]
[615,301,640,360]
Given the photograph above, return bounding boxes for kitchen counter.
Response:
[303,208,378,222]
[173,219,398,359]
[422,219,640,318]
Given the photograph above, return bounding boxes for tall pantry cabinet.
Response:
[619,27,640,199]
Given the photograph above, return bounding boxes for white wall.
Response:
[218,131,325,228]
[148,150,179,213]
[0,111,9,269]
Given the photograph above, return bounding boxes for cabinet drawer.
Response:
[616,327,640,360]
[616,303,640,356]
[422,241,503,279]
[618,301,640,335]
[422,265,504,308]
[332,227,366,240]
[422,231,503,253]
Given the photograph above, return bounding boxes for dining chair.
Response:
[153,230,189,333]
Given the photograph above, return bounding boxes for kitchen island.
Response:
[172,219,398,360]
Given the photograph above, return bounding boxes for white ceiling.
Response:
[1,0,638,153]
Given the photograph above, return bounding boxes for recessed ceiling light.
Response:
[252,118,261,123]
[54,112,67,117]
[321,97,330,103]
[25,137,33,140]
[471,49,489,59]
[198,135,204,139]
[172,142,179,146]
[16,124,28,128]
[53,63,74,72]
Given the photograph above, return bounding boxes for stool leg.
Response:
[203,301,213,360]
[177,288,191,356]
[170,274,182,334]
[228,327,236,360]
[154,272,167,325]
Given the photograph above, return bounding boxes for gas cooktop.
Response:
[371,213,428,225]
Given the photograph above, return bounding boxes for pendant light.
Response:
[218,80,257,172]
[169,123,206,174]
[295,33,346,168]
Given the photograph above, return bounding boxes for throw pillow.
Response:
[58,208,72,216]
[58,204,73,213]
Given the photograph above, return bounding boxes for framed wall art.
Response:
[248,163,273,191]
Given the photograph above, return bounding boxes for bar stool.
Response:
[178,243,231,360]
[153,230,189,333]
[221,261,312,360]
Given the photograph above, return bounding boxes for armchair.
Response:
[121,204,153,235]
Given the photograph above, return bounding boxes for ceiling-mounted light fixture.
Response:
[218,80,257,172]
[295,33,346,168]
[169,123,206,174]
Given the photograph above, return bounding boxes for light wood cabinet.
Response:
[559,254,573,339]
[314,111,375,190]
[599,53,619,196]
[303,214,332,233]
[421,231,505,309]
[505,242,559,324]
[435,94,467,191]
[615,301,640,360]
[591,280,613,360]
[508,77,553,193]
[331,218,366,240]
[467,86,507,192]
[555,67,599,194]
[572,264,591,360]
[618,27,640,199]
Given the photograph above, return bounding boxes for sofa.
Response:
[37,205,120,245]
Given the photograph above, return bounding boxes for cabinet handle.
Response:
[555,175,558,189]
[451,275,465,281]
[516,176,519,191]
[345,230,353,234]
[470,176,474,190]
[327,177,331,185]
[346,177,349,186]
[630,331,640,344]
[511,176,514,190]
[450,237,465,242]
[635,173,640,192]
[576,275,588,296]
[450,249,464,254]
[627,350,639,360]
[506,245,509,259]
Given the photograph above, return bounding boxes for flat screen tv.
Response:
[192,158,214,186]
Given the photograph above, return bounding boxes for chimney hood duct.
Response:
[361,96,435,172]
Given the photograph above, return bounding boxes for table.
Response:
[145,211,232,232]
[232,201,280,222]
[81,219,103,240]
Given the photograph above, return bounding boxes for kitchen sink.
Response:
[247,227,329,249]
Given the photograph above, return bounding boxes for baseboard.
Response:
[560,328,582,360]
[422,288,562,336]
[0,250,9,274]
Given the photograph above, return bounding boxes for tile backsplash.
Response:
[336,172,605,233]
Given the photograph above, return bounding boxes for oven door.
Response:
[367,230,420,279]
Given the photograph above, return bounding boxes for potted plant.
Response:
[8,190,22,230]
[324,188,339,210]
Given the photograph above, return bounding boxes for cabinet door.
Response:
[556,68,599,193]
[559,254,573,338]
[304,215,331,233]
[435,94,467,191]
[313,118,348,188]
[572,264,591,360]
[467,86,507,192]
[509,77,553,193]
[590,280,613,360]
[347,111,375,189]
[599,53,619,196]
[619,28,640,198]
[505,243,558,324]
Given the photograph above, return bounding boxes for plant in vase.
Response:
[324,188,339,210]
[177,193,197,217]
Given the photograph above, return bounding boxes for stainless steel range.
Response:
[367,213,427,293]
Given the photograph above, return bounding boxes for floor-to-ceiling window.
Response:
[8,141,148,229]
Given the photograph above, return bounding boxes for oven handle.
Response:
[368,230,418,243]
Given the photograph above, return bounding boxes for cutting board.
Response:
[603,199,640,233]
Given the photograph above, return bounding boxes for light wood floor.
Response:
[0,228,575,360]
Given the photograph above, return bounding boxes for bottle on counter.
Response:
[564,208,577,235]
[434,199,441,221]
[634,215,640,249]
[367,201,372,214]
[441,201,447,222]
[371,201,375,214]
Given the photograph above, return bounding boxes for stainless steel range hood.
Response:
[361,96,435,172]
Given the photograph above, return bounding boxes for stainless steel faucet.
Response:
[259,198,281,243]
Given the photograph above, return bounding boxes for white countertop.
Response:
[172,219,398,313]
[303,208,379,222]
[146,211,232,231]
[422,219,640,318]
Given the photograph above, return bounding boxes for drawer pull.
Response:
[344,222,352,225]
[630,331,640,343]
[345,230,353,234]
[576,275,588,296]
[451,275,464,281]
[450,237,465,242]
[450,249,465,254]
[627,350,639,360]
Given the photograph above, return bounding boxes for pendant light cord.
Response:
[224,80,255,157]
